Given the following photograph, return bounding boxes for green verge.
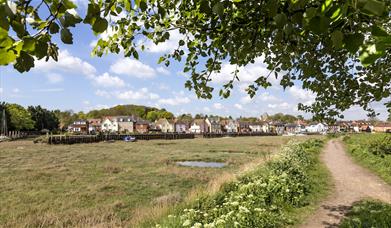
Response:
[149,139,331,227]
[339,200,391,227]
[343,133,391,185]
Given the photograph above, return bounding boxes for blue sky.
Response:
[0,1,389,120]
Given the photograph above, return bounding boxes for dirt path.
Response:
[300,139,391,228]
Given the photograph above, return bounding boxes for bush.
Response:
[157,139,324,227]
[368,136,391,157]
[339,200,391,228]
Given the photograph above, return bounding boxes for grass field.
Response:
[0,136,318,227]
[344,133,391,185]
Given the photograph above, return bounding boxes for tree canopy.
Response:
[5,103,35,130]
[1,0,391,121]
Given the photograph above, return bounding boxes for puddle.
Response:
[176,161,226,168]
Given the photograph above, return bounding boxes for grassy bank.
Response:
[1,136,321,227]
[340,200,391,227]
[153,139,331,227]
[343,133,391,185]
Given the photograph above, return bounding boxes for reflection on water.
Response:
[176,161,226,168]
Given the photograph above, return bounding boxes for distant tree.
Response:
[269,113,298,123]
[177,114,193,122]
[388,113,391,122]
[53,110,76,130]
[297,115,304,121]
[159,111,174,119]
[194,114,205,119]
[146,111,160,122]
[6,103,35,130]
[368,116,381,125]
[0,102,11,133]
[28,105,59,131]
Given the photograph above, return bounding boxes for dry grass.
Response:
[0,135,320,227]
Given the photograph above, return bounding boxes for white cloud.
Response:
[93,73,125,88]
[203,107,211,112]
[234,104,243,110]
[35,50,96,79]
[267,102,291,110]
[0,88,3,94]
[12,88,20,93]
[156,67,170,75]
[288,86,316,101]
[46,73,63,84]
[213,103,224,110]
[110,58,156,78]
[158,83,170,91]
[95,90,111,98]
[240,92,280,104]
[158,96,191,106]
[142,30,183,53]
[115,87,159,101]
[211,57,281,85]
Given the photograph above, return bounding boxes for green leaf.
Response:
[0,12,9,31]
[305,7,317,20]
[212,2,224,18]
[22,37,35,52]
[92,17,108,33]
[274,14,287,28]
[371,25,388,37]
[200,0,211,14]
[309,16,330,34]
[60,28,73,44]
[331,30,343,49]
[362,0,385,16]
[158,56,165,64]
[49,22,60,34]
[0,48,16,65]
[344,33,364,53]
[14,51,34,72]
[139,1,148,12]
[133,50,139,60]
[33,39,48,59]
[359,44,384,66]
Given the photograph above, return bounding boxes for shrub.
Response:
[339,200,391,228]
[368,135,391,157]
[157,139,324,227]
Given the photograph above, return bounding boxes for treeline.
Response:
[0,102,306,132]
[0,103,175,131]
[0,103,58,131]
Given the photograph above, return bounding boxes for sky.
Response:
[0,2,389,120]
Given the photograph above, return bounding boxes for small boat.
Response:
[124,136,136,142]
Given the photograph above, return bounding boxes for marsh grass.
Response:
[0,136,320,227]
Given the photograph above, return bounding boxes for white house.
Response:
[155,118,175,133]
[221,119,238,133]
[101,117,119,132]
[189,119,207,133]
[305,123,328,133]
[249,122,263,132]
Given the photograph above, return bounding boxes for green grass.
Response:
[340,200,391,228]
[0,136,320,227]
[152,139,331,227]
[343,133,391,185]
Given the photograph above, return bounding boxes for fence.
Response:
[202,132,278,138]
[0,131,28,139]
[47,133,195,145]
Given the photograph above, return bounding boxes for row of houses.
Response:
[68,116,391,135]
